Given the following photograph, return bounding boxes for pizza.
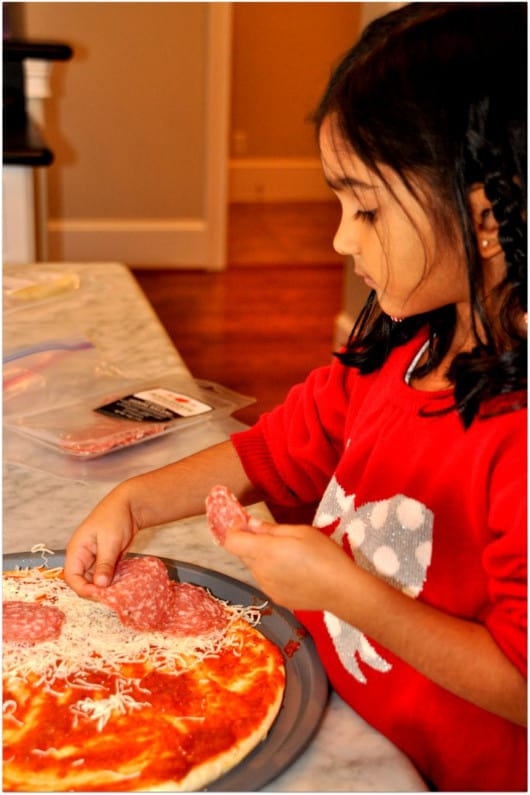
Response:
[2,555,286,792]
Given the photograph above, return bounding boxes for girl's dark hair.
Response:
[315,2,527,427]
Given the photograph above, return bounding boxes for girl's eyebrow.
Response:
[323,172,378,192]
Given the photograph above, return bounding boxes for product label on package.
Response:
[95,388,214,423]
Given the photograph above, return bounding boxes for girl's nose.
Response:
[333,213,358,257]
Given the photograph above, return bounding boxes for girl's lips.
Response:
[357,271,377,289]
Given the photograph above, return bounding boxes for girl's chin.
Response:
[380,303,406,323]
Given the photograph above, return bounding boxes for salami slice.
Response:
[205,485,249,545]
[59,420,169,456]
[97,556,173,631]
[98,556,229,637]
[165,583,228,637]
[3,601,65,644]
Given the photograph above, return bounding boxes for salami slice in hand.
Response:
[205,485,250,545]
[96,556,230,636]
[96,556,173,631]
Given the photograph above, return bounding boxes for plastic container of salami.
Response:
[5,378,254,459]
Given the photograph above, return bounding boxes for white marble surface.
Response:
[3,263,427,792]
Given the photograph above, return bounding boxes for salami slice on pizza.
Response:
[3,557,285,792]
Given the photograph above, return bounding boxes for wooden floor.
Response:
[134,202,343,427]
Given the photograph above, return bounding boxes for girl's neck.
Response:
[410,304,476,392]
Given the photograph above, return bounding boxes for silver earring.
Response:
[481,239,489,248]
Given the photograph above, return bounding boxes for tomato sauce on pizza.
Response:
[3,558,285,792]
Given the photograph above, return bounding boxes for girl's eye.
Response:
[355,209,377,223]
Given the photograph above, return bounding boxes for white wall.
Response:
[23,2,231,268]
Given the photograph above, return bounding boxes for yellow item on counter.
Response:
[4,271,80,302]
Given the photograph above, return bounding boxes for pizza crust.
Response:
[148,685,285,792]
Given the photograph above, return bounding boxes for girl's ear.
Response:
[468,184,503,259]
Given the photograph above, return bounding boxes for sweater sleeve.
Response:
[482,429,527,678]
[232,359,352,507]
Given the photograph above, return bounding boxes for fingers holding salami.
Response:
[95,556,230,636]
[205,485,250,545]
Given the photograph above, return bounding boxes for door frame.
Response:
[204,2,232,270]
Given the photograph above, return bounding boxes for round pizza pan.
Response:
[3,550,329,791]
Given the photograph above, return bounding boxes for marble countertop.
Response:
[3,262,427,792]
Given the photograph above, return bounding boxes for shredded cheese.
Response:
[3,701,23,727]
[3,566,266,732]
[70,679,151,732]
[29,543,55,558]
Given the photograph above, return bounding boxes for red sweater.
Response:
[232,332,527,792]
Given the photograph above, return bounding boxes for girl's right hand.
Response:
[63,441,256,599]
[64,484,139,599]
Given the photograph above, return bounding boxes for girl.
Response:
[65,4,527,789]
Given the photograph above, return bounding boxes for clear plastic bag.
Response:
[3,337,106,416]
[3,337,254,466]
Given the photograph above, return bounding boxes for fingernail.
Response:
[248,517,262,530]
[94,573,110,587]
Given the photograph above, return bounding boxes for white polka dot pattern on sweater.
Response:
[314,476,433,683]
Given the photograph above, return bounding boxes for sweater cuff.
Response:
[231,424,301,507]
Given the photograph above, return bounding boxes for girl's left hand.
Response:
[226,515,528,728]
[224,517,356,612]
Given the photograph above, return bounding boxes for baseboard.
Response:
[3,165,37,265]
[229,157,330,202]
[46,218,211,269]
[45,158,331,266]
